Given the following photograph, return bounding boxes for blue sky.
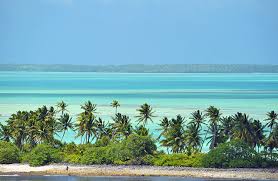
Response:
[0,0,277,65]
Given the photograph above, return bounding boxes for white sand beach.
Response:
[0,164,277,180]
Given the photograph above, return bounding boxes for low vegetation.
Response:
[0,100,277,167]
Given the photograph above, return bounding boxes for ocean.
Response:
[0,72,277,148]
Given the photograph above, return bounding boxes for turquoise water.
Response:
[0,72,278,147]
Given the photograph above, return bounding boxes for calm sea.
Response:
[0,176,274,181]
[0,72,277,148]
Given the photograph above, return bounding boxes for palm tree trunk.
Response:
[61,131,65,142]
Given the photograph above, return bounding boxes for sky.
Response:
[0,0,278,65]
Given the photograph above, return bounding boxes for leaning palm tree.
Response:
[57,113,73,141]
[111,100,120,114]
[157,117,170,140]
[136,103,155,127]
[266,111,277,131]
[56,101,68,115]
[205,106,222,149]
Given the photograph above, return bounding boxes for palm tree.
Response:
[136,103,155,127]
[56,101,68,115]
[134,125,149,136]
[58,113,73,141]
[0,123,11,142]
[95,117,110,141]
[167,115,186,153]
[266,111,277,131]
[111,100,120,114]
[157,117,170,140]
[81,101,97,117]
[184,123,202,152]
[76,102,98,144]
[264,124,278,160]
[7,111,29,149]
[189,110,205,131]
[220,116,233,142]
[76,112,96,144]
[232,112,256,146]
[111,113,133,138]
[205,106,221,149]
[252,119,265,152]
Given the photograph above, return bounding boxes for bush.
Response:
[23,144,61,166]
[0,141,20,164]
[154,153,205,167]
[122,134,157,159]
[202,140,260,168]
[80,146,111,164]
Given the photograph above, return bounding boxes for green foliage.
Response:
[154,153,205,167]
[0,141,20,164]
[22,144,61,166]
[80,146,111,164]
[203,140,260,168]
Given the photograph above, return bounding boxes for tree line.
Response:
[0,100,277,158]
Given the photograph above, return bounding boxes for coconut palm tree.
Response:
[111,100,120,114]
[184,123,202,152]
[76,102,98,144]
[7,111,29,149]
[232,112,256,146]
[220,116,234,142]
[76,112,96,144]
[136,103,155,127]
[0,123,11,142]
[205,106,222,149]
[95,117,110,141]
[189,110,205,131]
[167,115,186,153]
[266,111,277,131]
[134,125,149,136]
[57,113,73,141]
[81,101,97,117]
[252,119,265,152]
[157,117,170,139]
[111,113,133,138]
[56,101,68,115]
[264,124,278,160]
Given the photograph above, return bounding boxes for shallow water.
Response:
[0,72,277,150]
[0,176,274,181]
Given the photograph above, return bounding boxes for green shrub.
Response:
[80,146,111,164]
[203,140,260,168]
[0,141,20,164]
[23,144,61,166]
[122,134,157,159]
[154,153,205,167]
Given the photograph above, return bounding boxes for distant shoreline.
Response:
[1,64,278,73]
[0,164,277,180]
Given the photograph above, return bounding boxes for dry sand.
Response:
[0,164,277,180]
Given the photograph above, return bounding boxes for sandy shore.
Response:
[0,164,277,180]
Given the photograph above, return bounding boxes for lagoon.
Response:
[0,72,277,148]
